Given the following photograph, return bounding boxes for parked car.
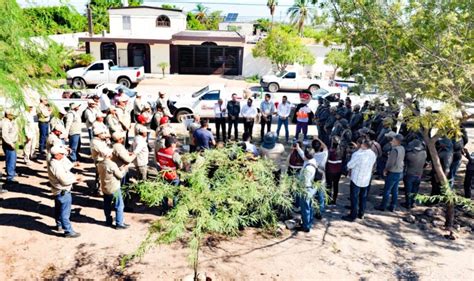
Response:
[66,60,145,89]
[260,70,331,94]
[94,83,156,112]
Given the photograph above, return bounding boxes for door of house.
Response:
[118,49,128,67]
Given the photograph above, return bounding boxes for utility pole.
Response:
[87,3,93,36]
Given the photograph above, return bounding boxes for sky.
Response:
[17,0,298,22]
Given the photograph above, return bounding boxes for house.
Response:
[80,6,245,75]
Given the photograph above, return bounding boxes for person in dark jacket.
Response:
[402,139,427,209]
[462,148,473,199]
[226,93,241,141]
[349,104,363,132]
[448,127,468,186]
[431,137,453,196]
[315,98,330,144]
[344,97,352,120]
[336,100,347,120]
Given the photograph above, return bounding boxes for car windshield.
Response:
[115,85,136,98]
[192,86,210,98]
[312,88,329,98]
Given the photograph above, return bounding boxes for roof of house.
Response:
[172,30,245,42]
[109,5,183,13]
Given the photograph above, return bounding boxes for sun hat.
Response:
[51,145,67,155]
[112,131,126,141]
[262,132,277,150]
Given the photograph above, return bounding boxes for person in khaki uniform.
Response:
[50,107,67,134]
[105,106,122,135]
[24,102,38,165]
[115,95,132,147]
[111,131,136,186]
[46,124,69,162]
[92,112,109,137]
[132,126,149,180]
[48,144,83,238]
[97,148,129,229]
[91,126,111,194]
[37,97,52,154]
[2,109,19,184]
[65,103,83,166]
[84,99,99,141]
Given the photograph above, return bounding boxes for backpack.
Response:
[307,163,325,182]
[81,109,89,123]
[150,112,159,130]
[289,150,304,167]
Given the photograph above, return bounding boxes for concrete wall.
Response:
[242,44,274,77]
[150,44,170,74]
[109,9,186,39]
[89,42,101,60]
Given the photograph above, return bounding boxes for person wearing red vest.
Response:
[156,136,182,184]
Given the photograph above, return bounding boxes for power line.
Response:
[146,0,295,7]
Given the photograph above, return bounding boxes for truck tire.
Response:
[72,77,86,89]
[117,77,132,88]
[175,109,192,122]
[308,84,320,95]
[268,83,279,93]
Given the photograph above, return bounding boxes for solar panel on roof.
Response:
[225,13,238,22]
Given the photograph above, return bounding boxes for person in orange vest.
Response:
[156,136,183,209]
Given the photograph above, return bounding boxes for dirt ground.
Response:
[0,123,473,280]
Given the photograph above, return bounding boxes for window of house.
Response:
[123,16,131,30]
[156,15,171,27]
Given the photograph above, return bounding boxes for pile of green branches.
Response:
[122,145,308,274]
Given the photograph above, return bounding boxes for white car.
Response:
[94,83,156,113]
[66,60,145,89]
[260,70,331,94]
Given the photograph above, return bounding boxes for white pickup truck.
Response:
[66,60,145,89]
[260,71,330,94]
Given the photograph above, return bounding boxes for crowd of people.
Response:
[1,87,471,236]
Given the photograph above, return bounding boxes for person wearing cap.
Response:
[46,124,68,162]
[349,104,363,132]
[260,132,285,180]
[24,102,38,166]
[99,87,112,112]
[156,136,183,209]
[241,98,257,140]
[97,147,129,229]
[187,115,201,153]
[193,119,215,151]
[91,126,112,194]
[315,98,330,145]
[105,106,122,135]
[132,125,149,180]
[92,111,108,137]
[111,131,136,186]
[375,133,405,212]
[133,92,144,121]
[402,139,427,209]
[226,93,240,141]
[214,98,227,142]
[296,146,319,232]
[276,96,291,144]
[157,92,172,117]
[140,104,154,143]
[323,106,337,144]
[50,107,67,135]
[113,88,125,106]
[65,103,83,166]
[2,110,19,184]
[259,94,275,142]
[84,99,99,141]
[341,137,377,222]
[48,144,83,238]
[115,95,132,147]
[155,116,175,152]
[37,97,52,154]
[293,98,313,142]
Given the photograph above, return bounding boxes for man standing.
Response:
[46,124,68,162]
[349,104,363,132]
[376,134,405,212]
[2,109,18,184]
[157,92,172,117]
[91,127,111,194]
[157,136,183,184]
[132,126,149,180]
[37,97,52,155]
[105,106,122,135]
[297,147,318,232]
[115,95,132,147]
[111,131,136,187]
[24,103,38,166]
[187,115,201,153]
[214,98,227,142]
[193,119,216,151]
[342,138,377,222]
[227,93,240,141]
[276,96,291,143]
[133,92,144,121]
[48,145,83,238]
[84,99,98,141]
[241,98,257,140]
[259,94,275,141]
[315,98,329,144]
[402,139,427,209]
[97,148,129,229]
[65,103,83,166]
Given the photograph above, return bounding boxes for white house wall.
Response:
[89,42,101,61]
[150,44,170,74]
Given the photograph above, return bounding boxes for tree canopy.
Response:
[252,26,315,72]
[23,6,87,35]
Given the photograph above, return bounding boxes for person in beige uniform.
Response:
[105,106,122,135]
[48,145,83,238]
[112,131,136,186]
[24,102,38,166]
[97,148,129,229]
[132,126,149,180]
[65,103,83,165]
[92,112,109,137]
[84,99,99,141]
[46,124,69,161]
[133,92,144,121]
[50,107,67,135]
[115,95,132,147]
[2,109,19,184]
[37,97,52,155]
[91,126,111,194]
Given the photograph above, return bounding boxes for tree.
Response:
[123,146,309,279]
[158,62,169,78]
[89,0,142,33]
[0,0,68,111]
[23,6,87,35]
[329,0,473,235]
[193,3,209,24]
[267,0,278,26]
[255,18,271,33]
[324,49,349,79]
[252,27,315,72]
[287,0,316,35]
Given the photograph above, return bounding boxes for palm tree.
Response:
[267,0,278,26]
[194,3,209,24]
[287,0,315,35]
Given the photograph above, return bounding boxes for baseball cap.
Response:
[51,145,67,155]
[93,126,107,136]
[112,131,126,141]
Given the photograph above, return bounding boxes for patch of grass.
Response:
[245,75,261,83]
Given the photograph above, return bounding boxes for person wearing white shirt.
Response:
[342,138,377,222]
[259,94,275,141]
[214,99,227,142]
[276,96,292,143]
[24,103,38,165]
[297,147,318,232]
[241,98,257,140]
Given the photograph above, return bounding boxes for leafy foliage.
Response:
[324,49,350,79]
[23,6,87,35]
[187,10,222,31]
[253,26,315,72]
[123,146,308,274]
[287,0,317,35]
[255,18,271,33]
[89,0,142,33]
[158,62,169,78]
